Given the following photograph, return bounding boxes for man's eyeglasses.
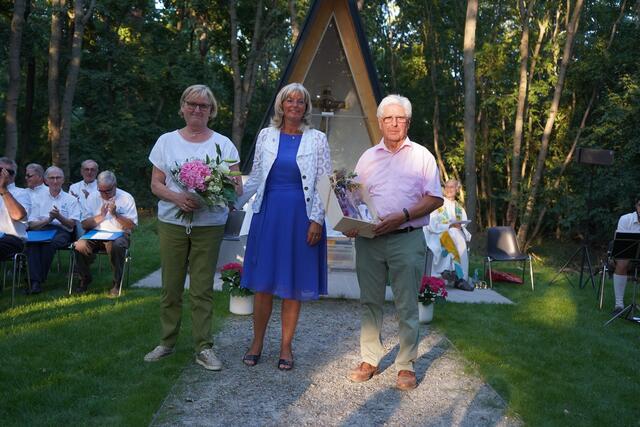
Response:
[98,186,115,193]
[0,168,16,176]
[184,101,211,111]
[25,173,36,178]
[381,116,409,124]
[47,176,64,180]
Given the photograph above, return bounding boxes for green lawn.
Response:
[0,217,228,426]
[436,248,640,426]
[1,226,638,426]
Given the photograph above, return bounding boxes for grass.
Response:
[0,216,229,426]
[2,225,639,426]
[435,246,640,426]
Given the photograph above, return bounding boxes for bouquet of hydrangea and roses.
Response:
[419,276,448,305]
[170,145,240,226]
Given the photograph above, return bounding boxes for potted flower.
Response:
[221,263,253,315]
[418,276,448,323]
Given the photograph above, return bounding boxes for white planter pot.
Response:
[418,302,434,323]
[229,295,254,315]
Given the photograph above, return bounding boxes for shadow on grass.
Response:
[0,287,229,426]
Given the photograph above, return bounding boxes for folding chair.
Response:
[68,240,132,297]
[483,226,534,290]
[1,251,30,307]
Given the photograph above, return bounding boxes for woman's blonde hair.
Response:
[179,84,218,120]
[270,83,313,130]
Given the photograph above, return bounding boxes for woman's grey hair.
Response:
[97,170,117,187]
[0,157,18,170]
[179,84,218,120]
[44,166,64,179]
[376,94,412,119]
[270,83,313,130]
[26,163,44,177]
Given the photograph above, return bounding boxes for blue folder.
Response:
[80,230,124,241]
[27,230,58,242]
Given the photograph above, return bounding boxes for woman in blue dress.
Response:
[235,83,331,371]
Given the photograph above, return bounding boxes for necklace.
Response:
[183,128,209,139]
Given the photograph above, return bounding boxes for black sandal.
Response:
[242,352,261,366]
[277,358,294,371]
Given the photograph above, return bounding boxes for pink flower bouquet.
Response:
[171,146,240,223]
[419,276,448,305]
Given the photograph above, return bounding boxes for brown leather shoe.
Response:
[348,362,379,383]
[396,370,417,390]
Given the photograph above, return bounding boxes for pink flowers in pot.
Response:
[419,276,448,305]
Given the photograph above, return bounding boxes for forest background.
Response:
[1,0,639,249]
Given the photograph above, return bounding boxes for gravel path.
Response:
[151,299,521,426]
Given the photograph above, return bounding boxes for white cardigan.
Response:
[236,126,332,224]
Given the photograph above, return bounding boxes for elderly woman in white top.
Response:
[424,179,471,284]
[235,82,331,371]
[144,84,242,371]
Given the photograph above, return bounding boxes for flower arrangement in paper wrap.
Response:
[220,263,253,297]
[419,276,448,305]
[170,144,240,223]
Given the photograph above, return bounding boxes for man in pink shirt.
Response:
[346,94,443,391]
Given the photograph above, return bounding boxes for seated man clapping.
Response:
[26,166,80,294]
[74,171,137,296]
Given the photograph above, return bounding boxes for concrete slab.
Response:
[133,269,512,304]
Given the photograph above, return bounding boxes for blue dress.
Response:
[241,133,328,301]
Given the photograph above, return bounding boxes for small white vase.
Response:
[418,302,434,323]
[229,295,254,315]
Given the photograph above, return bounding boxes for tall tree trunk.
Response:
[517,0,584,245]
[48,0,65,166]
[422,12,448,182]
[20,55,35,162]
[5,0,27,159]
[463,0,478,231]
[57,0,95,176]
[288,0,299,44]
[230,0,277,152]
[506,0,536,227]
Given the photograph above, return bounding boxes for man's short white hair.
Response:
[376,94,412,119]
[44,165,64,179]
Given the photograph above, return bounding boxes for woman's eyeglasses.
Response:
[184,101,211,111]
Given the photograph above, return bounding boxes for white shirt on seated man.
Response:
[424,179,472,284]
[0,157,29,261]
[73,170,137,296]
[69,159,99,212]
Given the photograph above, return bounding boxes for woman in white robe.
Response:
[424,179,471,281]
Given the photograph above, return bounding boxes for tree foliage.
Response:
[1,0,638,246]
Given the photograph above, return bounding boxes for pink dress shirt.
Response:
[354,138,443,228]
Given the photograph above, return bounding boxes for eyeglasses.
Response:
[284,98,306,106]
[47,176,64,180]
[25,173,36,178]
[98,186,115,193]
[0,168,15,176]
[184,101,211,111]
[382,116,409,124]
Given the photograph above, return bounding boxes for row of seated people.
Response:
[0,157,138,297]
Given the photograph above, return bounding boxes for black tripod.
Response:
[547,167,596,290]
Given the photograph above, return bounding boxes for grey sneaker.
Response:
[144,345,175,362]
[196,348,223,371]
